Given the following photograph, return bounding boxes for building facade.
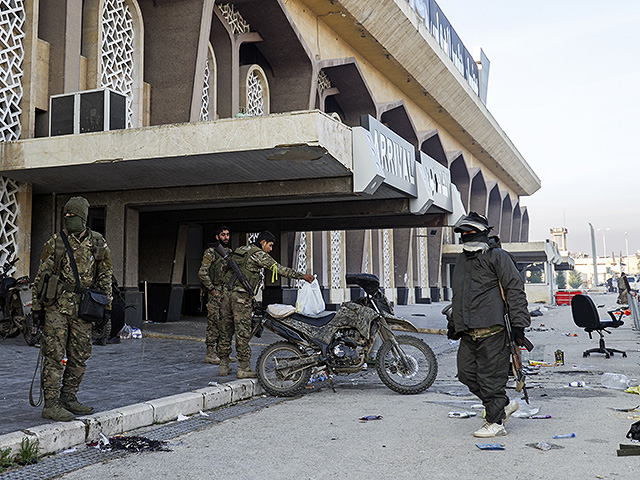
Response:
[0,0,540,323]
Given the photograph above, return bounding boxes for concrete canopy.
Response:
[0,110,446,231]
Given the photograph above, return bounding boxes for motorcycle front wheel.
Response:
[257,341,312,397]
[376,335,437,394]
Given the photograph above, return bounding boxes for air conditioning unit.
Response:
[49,88,126,137]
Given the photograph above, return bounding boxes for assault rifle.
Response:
[213,243,263,337]
[213,243,254,296]
[503,312,534,404]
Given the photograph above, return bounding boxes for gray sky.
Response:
[435,0,640,256]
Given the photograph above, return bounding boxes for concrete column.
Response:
[19,0,40,139]
[39,0,83,95]
[14,184,33,278]
[124,206,139,289]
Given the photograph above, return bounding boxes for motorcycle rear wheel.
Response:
[257,341,312,397]
[376,335,437,394]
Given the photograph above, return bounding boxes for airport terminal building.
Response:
[0,0,540,323]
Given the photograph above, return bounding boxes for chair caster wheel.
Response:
[583,353,588,358]
[623,353,628,358]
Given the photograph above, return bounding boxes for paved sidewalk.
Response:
[0,306,449,449]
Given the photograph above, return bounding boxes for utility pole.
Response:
[589,223,598,286]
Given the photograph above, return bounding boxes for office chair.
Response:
[570,294,627,358]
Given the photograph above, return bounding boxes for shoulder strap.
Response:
[54,234,65,275]
[60,231,82,293]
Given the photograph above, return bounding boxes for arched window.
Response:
[239,64,269,116]
[84,0,144,127]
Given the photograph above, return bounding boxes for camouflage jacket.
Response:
[32,229,113,315]
[198,245,230,291]
[226,245,304,294]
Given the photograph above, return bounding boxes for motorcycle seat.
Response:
[290,312,336,327]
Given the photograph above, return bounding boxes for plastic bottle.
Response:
[553,433,576,439]
[568,381,585,387]
[600,373,631,390]
[519,347,529,365]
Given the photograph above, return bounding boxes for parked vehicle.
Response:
[626,275,639,292]
[255,273,438,396]
[0,253,37,346]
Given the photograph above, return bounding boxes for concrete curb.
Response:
[0,379,265,456]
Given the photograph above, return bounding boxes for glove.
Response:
[33,310,46,328]
[447,324,460,340]
[511,326,526,346]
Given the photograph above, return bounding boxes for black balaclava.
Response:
[63,197,89,235]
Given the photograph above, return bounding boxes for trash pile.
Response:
[88,434,170,453]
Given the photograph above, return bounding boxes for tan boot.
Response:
[219,359,231,377]
[237,362,257,379]
[205,345,220,364]
[60,394,94,415]
[42,398,75,422]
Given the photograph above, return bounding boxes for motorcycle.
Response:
[0,253,37,346]
[254,273,438,396]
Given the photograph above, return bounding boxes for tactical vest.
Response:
[224,244,263,292]
[207,248,227,287]
[38,230,107,306]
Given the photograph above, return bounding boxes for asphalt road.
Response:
[57,293,640,480]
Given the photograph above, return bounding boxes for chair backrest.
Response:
[571,294,600,329]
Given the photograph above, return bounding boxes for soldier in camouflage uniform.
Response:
[198,226,235,364]
[32,197,113,422]
[218,231,314,378]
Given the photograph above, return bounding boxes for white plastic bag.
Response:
[295,279,325,316]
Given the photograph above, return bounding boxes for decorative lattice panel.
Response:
[419,228,428,288]
[200,58,211,121]
[247,232,259,244]
[330,230,342,289]
[101,0,134,127]
[382,229,391,289]
[0,0,25,142]
[0,176,18,270]
[295,231,307,287]
[219,3,250,35]
[317,70,331,92]
[246,71,264,116]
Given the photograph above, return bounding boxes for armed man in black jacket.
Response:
[448,212,531,438]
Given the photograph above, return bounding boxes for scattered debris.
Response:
[613,405,640,412]
[625,386,640,395]
[617,444,640,456]
[359,415,383,422]
[568,381,585,387]
[198,410,209,417]
[530,309,543,317]
[601,373,631,390]
[476,443,505,450]
[411,313,426,317]
[627,419,640,440]
[530,415,552,419]
[526,442,564,451]
[88,435,170,453]
[552,433,576,439]
[512,406,540,418]
[208,381,220,387]
[177,414,189,421]
[554,350,565,365]
[448,411,477,418]
[564,333,578,337]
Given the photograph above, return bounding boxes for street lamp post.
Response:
[598,227,610,257]
[625,232,629,273]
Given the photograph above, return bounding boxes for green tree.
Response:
[568,270,582,289]
[555,271,567,289]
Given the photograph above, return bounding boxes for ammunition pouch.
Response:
[38,273,60,307]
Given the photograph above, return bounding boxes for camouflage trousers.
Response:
[205,287,224,348]
[41,310,92,401]
[217,290,252,363]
